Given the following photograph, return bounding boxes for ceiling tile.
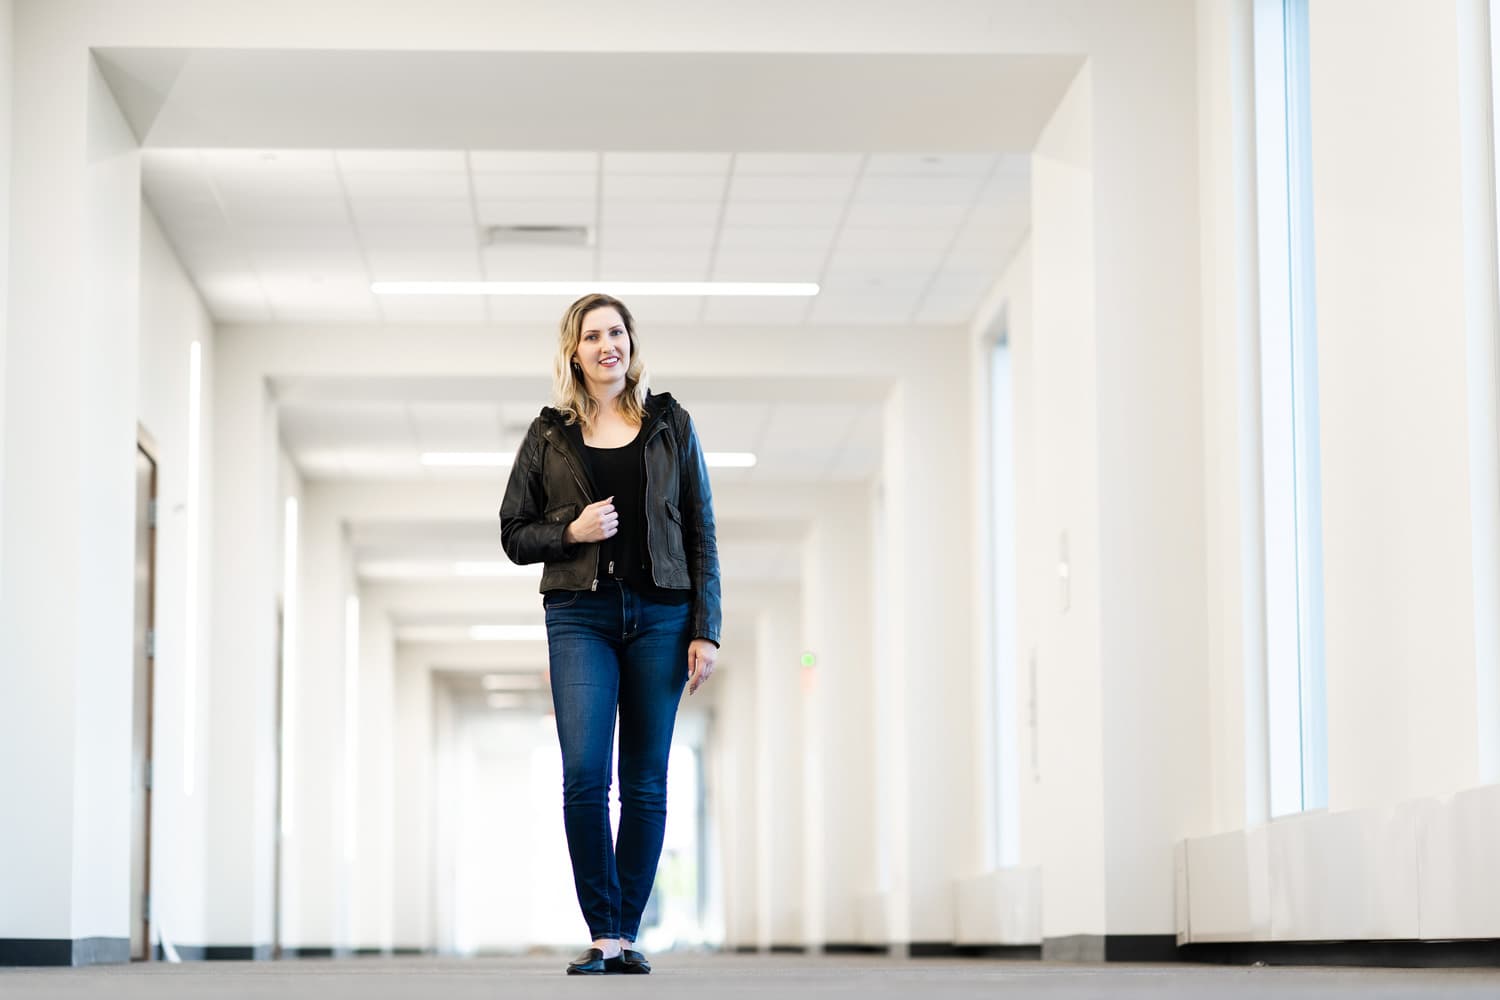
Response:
[629,298,705,324]
[853,174,986,205]
[408,403,505,451]
[357,224,482,252]
[335,150,467,172]
[596,225,717,252]
[366,250,482,282]
[678,401,769,452]
[341,171,471,199]
[912,293,980,326]
[598,251,707,280]
[722,201,846,227]
[865,153,995,176]
[350,198,474,227]
[716,226,837,251]
[477,199,596,227]
[603,153,731,175]
[471,172,598,200]
[700,298,808,326]
[604,174,727,201]
[726,175,855,202]
[842,202,968,228]
[377,296,489,324]
[470,152,599,173]
[806,293,922,324]
[711,250,826,281]
[835,226,956,251]
[733,153,863,177]
[824,248,947,273]
[218,196,351,228]
[482,246,596,280]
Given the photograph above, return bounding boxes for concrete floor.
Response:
[3,953,1499,999]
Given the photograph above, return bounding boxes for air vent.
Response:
[484,224,592,248]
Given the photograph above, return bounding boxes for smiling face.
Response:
[573,306,632,396]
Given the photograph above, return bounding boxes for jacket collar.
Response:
[540,389,675,430]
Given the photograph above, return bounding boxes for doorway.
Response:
[131,434,159,961]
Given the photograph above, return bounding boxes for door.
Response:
[131,442,158,961]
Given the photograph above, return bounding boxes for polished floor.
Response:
[3,953,1499,999]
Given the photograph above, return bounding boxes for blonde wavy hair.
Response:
[552,293,649,428]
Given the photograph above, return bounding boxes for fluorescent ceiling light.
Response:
[372,280,819,297]
[482,673,540,691]
[706,452,757,468]
[422,452,511,467]
[469,625,548,641]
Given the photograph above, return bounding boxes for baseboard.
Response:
[167,944,274,961]
[280,946,336,959]
[1042,934,1180,962]
[390,947,426,956]
[732,945,758,954]
[768,944,807,954]
[822,942,891,955]
[0,937,130,967]
[1181,940,1500,968]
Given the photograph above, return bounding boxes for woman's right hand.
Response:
[565,496,617,544]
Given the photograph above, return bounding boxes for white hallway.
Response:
[2,0,1500,989]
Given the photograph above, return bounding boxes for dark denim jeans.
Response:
[544,580,691,941]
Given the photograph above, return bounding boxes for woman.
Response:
[499,292,722,975]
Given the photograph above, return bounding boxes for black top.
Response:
[573,422,691,605]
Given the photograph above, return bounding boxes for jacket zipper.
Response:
[542,422,600,591]
[641,417,670,588]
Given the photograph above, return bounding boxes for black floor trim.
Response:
[166,944,274,961]
[768,944,807,954]
[0,938,129,967]
[280,947,335,959]
[732,945,758,954]
[822,942,891,955]
[1181,940,1500,968]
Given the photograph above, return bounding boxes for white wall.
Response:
[1194,0,1267,838]
[754,591,803,947]
[0,0,11,567]
[0,19,142,944]
[138,205,217,948]
[800,488,875,946]
[392,643,434,950]
[353,596,395,951]
[1308,0,1500,811]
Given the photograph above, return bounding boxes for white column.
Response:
[754,592,802,948]
[0,33,140,954]
[353,595,396,952]
[204,339,281,951]
[1309,0,1497,809]
[709,643,758,950]
[391,644,434,951]
[880,355,978,947]
[800,487,876,949]
[281,483,353,950]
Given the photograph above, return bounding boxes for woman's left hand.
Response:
[687,639,718,695]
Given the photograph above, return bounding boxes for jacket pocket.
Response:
[545,502,580,525]
[664,501,687,562]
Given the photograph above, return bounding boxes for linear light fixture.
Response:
[424,451,757,468]
[469,625,548,641]
[372,280,818,297]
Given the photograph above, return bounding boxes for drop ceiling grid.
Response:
[142,149,1030,327]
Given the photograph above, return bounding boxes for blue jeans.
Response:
[544,580,691,941]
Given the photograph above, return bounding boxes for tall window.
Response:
[1254,0,1327,815]
[988,329,1020,865]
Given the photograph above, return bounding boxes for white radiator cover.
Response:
[953,867,1042,945]
[1177,783,1500,942]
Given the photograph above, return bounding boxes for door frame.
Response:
[134,425,160,961]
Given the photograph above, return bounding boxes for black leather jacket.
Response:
[499,391,722,646]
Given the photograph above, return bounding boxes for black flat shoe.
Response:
[566,948,607,975]
[613,948,651,974]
